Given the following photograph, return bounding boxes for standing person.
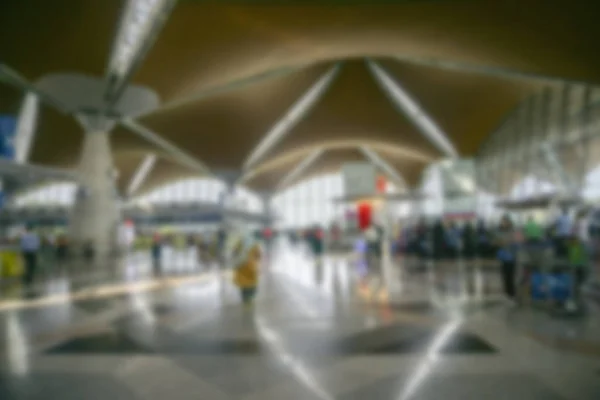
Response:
[20,225,40,287]
[307,226,325,282]
[524,216,544,244]
[495,215,518,304]
[217,227,227,265]
[475,219,491,260]
[151,233,163,276]
[414,218,429,271]
[554,207,573,258]
[462,220,478,293]
[431,219,447,287]
[365,224,384,271]
[232,232,262,306]
[445,221,462,260]
[462,221,477,261]
[363,223,384,301]
[307,226,325,260]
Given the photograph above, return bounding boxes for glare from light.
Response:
[0,273,213,312]
[367,61,458,158]
[243,64,342,170]
[398,319,462,400]
[131,293,156,325]
[255,317,334,400]
[6,312,29,376]
[128,153,157,195]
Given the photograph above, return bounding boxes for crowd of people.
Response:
[400,208,596,305]
[3,209,597,310]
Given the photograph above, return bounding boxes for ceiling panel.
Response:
[133,0,600,104]
[377,59,543,156]
[266,61,443,163]
[135,63,333,169]
[0,0,123,81]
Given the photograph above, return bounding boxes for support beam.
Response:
[359,146,407,189]
[367,60,458,158]
[127,153,157,196]
[133,65,307,120]
[14,92,39,164]
[121,118,212,176]
[394,55,593,85]
[0,64,71,113]
[0,158,77,182]
[243,64,342,170]
[276,148,324,190]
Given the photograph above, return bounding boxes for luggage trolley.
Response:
[497,194,585,316]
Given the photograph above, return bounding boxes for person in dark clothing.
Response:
[431,219,448,287]
[151,233,163,276]
[462,221,477,260]
[83,241,95,262]
[462,221,479,293]
[444,221,461,260]
[20,225,40,287]
[431,220,447,261]
[414,219,429,262]
[475,219,491,259]
[495,215,517,302]
[307,226,325,283]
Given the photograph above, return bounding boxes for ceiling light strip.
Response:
[0,158,78,182]
[277,148,324,190]
[121,118,211,176]
[243,63,342,170]
[394,55,584,85]
[127,153,157,195]
[360,146,407,188]
[367,60,458,158]
[105,0,178,104]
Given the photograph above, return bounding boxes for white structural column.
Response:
[14,92,39,163]
[34,71,159,258]
[69,119,120,257]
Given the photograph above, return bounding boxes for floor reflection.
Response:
[0,243,598,399]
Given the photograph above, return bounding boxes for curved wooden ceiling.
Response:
[2,0,600,194]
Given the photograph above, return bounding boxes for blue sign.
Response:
[0,115,17,160]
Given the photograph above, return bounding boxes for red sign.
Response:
[357,201,372,230]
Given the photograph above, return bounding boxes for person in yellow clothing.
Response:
[231,233,262,305]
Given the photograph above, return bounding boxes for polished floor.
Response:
[1,242,600,399]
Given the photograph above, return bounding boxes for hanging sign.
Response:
[343,162,377,198]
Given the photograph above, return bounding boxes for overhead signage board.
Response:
[342,162,377,199]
